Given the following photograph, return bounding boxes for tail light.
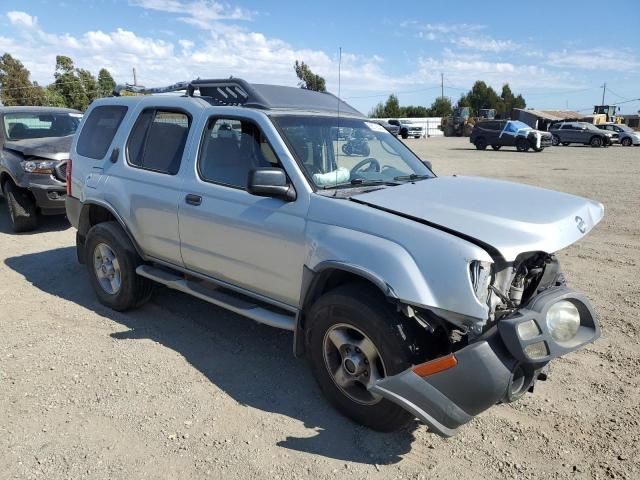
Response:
[66,159,72,196]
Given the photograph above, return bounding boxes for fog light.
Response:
[546,300,580,342]
[517,319,540,340]
[524,341,548,360]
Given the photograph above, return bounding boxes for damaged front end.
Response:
[370,254,600,437]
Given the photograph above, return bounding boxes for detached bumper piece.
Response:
[369,287,599,437]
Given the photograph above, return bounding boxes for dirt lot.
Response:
[1,137,639,480]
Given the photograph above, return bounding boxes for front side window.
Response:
[127,109,190,175]
[4,111,82,141]
[272,116,432,189]
[198,117,281,188]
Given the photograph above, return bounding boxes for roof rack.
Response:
[112,78,363,116]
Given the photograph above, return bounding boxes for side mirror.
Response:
[422,159,433,171]
[247,168,296,201]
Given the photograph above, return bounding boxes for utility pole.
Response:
[600,82,606,105]
[133,68,138,86]
[440,72,444,99]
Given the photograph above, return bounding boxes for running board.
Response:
[136,265,296,331]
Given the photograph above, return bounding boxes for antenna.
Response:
[334,46,342,195]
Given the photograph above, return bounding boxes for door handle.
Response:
[185,194,202,206]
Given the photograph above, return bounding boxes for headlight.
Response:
[469,260,492,304]
[22,160,58,174]
[546,300,580,342]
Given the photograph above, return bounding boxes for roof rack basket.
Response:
[113,78,271,108]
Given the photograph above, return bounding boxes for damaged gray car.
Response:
[66,79,603,436]
[0,107,82,231]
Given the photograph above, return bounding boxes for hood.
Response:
[351,176,604,261]
[3,135,73,161]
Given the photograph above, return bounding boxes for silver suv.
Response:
[66,78,603,436]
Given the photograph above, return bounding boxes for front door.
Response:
[178,114,308,307]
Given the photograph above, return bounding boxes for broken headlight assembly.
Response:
[469,260,492,304]
[22,159,58,175]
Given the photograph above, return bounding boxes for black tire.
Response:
[491,145,501,151]
[341,143,351,156]
[590,136,603,148]
[474,137,487,150]
[621,137,632,147]
[516,138,530,152]
[562,142,570,146]
[2,180,37,232]
[306,283,415,432]
[401,130,409,139]
[551,134,560,146]
[85,221,153,311]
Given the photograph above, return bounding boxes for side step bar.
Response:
[136,265,296,331]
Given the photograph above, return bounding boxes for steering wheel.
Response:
[350,157,380,175]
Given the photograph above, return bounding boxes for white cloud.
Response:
[455,36,520,53]
[130,0,254,28]
[7,11,38,29]
[548,48,640,71]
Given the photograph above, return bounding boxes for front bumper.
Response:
[29,183,66,215]
[369,287,599,436]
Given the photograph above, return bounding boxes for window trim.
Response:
[125,107,192,176]
[196,114,286,191]
[76,105,128,160]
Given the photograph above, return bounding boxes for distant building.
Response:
[621,114,639,129]
[511,108,583,131]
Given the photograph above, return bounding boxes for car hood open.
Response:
[350,176,604,261]
[4,135,73,161]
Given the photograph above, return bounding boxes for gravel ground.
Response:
[1,137,638,480]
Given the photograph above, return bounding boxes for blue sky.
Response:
[1,0,639,114]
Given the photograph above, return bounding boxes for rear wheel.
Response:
[590,136,603,148]
[306,284,415,432]
[621,137,632,147]
[491,145,501,151]
[552,134,560,146]
[475,137,487,150]
[516,138,530,152]
[85,221,153,311]
[2,180,37,232]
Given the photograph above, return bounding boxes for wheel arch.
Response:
[77,200,144,263]
[294,262,399,357]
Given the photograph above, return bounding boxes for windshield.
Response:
[584,123,601,131]
[505,120,531,132]
[3,112,82,141]
[616,124,633,132]
[272,115,432,189]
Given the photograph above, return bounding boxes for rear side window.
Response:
[77,106,127,159]
[126,109,190,175]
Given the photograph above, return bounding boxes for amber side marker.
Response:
[412,354,458,377]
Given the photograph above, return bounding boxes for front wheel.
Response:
[306,284,415,432]
[590,136,603,147]
[401,130,409,140]
[85,221,153,311]
[552,134,560,146]
[2,181,37,232]
[621,137,632,147]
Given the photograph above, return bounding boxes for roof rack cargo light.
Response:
[112,77,363,116]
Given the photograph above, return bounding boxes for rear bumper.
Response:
[369,287,599,436]
[65,195,82,228]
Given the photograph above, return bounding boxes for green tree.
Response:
[427,97,452,117]
[294,60,326,92]
[383,94,401,118]
[402,105,430,117]
[97,68,116,97]
[0,53,45,106]
[458,81,500,116]
[43,84,66,107]
[368,101,386,118]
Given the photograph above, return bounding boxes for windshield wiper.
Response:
[320,179,399,190]
[393,174,431,182]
